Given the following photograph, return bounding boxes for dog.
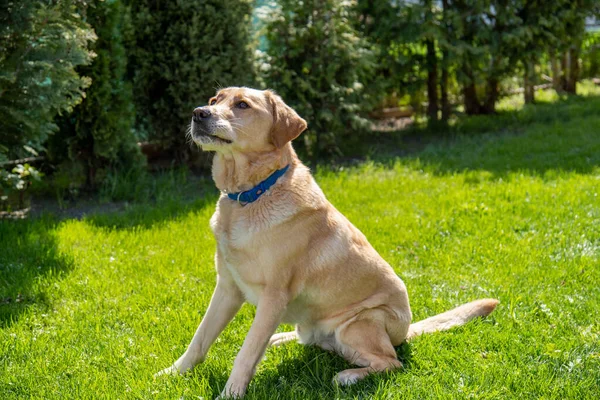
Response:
[156,87,499,398]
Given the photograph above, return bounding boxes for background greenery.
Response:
[126,0,256,162]
[50,0,142,190]
[0,0,95,162]
[1,0,599,201]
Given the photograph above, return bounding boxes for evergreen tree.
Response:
[0,0,95,162]
[51,0,143,188]
[126,0,256,160]
[262,0,375,160]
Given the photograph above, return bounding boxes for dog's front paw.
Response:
[154,353,204,378]
[217,382,247,399]
[154,364,181,378]
[154,360,193,378]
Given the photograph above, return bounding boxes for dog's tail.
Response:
[406,298,499,341]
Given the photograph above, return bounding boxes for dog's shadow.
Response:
[200,342,414,399]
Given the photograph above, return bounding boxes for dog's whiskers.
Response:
[227,120,250,137]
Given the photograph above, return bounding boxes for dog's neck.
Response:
[211,144,296,193]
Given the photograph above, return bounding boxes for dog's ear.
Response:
[267,91,307,148]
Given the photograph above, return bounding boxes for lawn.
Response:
[2,90,600,399]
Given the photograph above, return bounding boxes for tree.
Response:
[509,0,569,104]
[0,0,95,162]
[581,31,600,79]
[262,0,375,160]
[356,0,599,123]
[50,0,143,189]
[356,0,443,124]
[554,0,599,94]
[126,0,255,161]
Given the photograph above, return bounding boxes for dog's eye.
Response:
[209,99,217,105]
[236,101,249,109]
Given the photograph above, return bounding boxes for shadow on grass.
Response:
[366,93,600,178]
[83,194,218,231]
[0,217,74,328]
[69,166,219,230]
[241,343,413,399]
[28,166,219,231]
[178,343,413,399]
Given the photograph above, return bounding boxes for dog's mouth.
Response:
[191,124,233,145]
[200,134,233,145]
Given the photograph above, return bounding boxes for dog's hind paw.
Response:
[332,368,370,386]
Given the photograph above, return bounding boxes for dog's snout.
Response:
[193,107,211,122]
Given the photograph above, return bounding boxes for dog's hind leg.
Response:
[331,311,404,386]
[268,331,298,347]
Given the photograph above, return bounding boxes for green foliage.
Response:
[581,31,600,78]
[356,0,429,108]
[0,0,96,161]
[49,0,143,189]
[261,0,375,159]
[126,0,256,157]
[0,164,42,192]
[0,164,42,210]
[1,0,598,183]
[357,0,599,116]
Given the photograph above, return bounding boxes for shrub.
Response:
[0,164,42,210]
[0,0,96,162]
[260,0,375,160]
[126,0,256,160]
[50,0,143,189]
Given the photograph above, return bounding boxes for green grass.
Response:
[2,90,600,399]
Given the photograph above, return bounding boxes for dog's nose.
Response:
[192,107,211,122]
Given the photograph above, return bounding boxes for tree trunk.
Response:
[440,50,450,122]
[461,56,480,114]
[481,54,498,114]
[440,0,450,122]
[86,164,97,190]
[524,60,535,104]
[590,47,600,77]
[426,39,439,122]
[463,82,480,115]
[483,77,498,114]
[566,45,580,94]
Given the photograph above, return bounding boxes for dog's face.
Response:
[190,87,307,153]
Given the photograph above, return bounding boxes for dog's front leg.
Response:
[220,289,288,398]
[157,273,243,376]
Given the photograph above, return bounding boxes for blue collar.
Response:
[227,165,290,205]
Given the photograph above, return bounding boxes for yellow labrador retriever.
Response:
[157,87,498,397]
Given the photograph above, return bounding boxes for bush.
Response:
[50,0,143,189]
[0,164,42,210]
[0,0,96,162]
[260,0,375,160]
[126,0,256,160]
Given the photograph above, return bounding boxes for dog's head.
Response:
[190,87,307,153]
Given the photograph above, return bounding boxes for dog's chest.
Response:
[211,206,281,305]
[224,258,261,305]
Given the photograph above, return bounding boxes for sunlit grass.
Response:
[1,91,600,399]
